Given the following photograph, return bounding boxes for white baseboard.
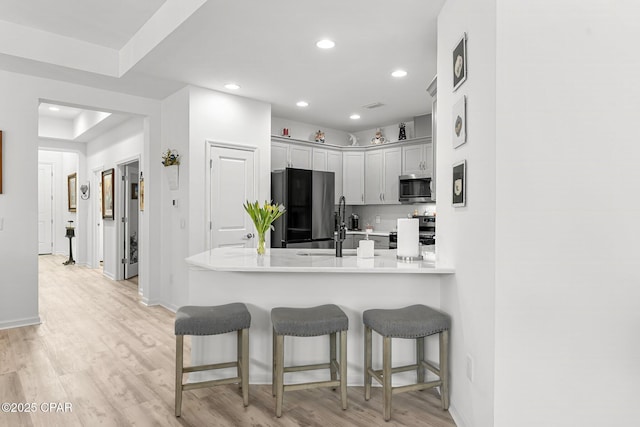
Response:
[0,316,42,331]
[158,301,178,313]
[448,404,469,427]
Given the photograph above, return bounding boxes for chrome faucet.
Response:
[335,196,346,257]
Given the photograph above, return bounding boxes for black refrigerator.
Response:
[271,168,335,248]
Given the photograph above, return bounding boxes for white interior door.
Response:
[209,145,256,248]
[38,163,53,254]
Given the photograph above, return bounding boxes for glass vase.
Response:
[257,232,266,256]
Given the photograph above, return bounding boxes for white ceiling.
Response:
[1,0,445,133]
[0,0,166,49]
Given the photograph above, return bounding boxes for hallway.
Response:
[0,256,455,426]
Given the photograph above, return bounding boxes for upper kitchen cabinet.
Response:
[343,151,365,205]
[401,137,433,176]
[313,147,343,204]
[271,139,312,170]
[365,146,401,205]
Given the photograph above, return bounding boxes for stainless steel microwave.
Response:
[399,174,432,204]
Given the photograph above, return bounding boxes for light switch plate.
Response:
[0,217,4,231]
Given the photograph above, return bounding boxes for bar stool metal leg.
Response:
[416,336,425,383]
[339,330,348,410]
[383,336,392,421]
[275,334,285,418]
[241,328,250,406]
[440,330,450,410]
[364,325,372,401]
[175,335,184,417]
[272,328,277,397]
[330,332,337,387]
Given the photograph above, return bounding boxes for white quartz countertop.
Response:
[185,248,454,274]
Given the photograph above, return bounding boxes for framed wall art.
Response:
[139,172,144,211]
[131,182,138,200]
[452,160,466,207]
[453,96,467,148]
[101,168,114,219]
[67,173,77,212]
[453,33,467,91]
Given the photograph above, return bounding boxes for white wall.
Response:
[353,120,416,145]
[158,86,272,311]
[0,68,161,329]
[436,1,497,426]
[272,117,349,146]
[86,117,144,279]
[494,1,640,426]
[160,87,190,310]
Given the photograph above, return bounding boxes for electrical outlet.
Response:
[375,215,381,224]
[466,354,474,382]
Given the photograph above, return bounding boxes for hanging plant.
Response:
[161,149,180,166]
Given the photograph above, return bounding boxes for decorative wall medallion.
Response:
[452,96,467,148]
[453,33,467,91]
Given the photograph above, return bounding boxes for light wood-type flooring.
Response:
[0,255,456,427]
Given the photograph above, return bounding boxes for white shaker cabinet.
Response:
[365,147,401,205]
[327,150,343,204]
[271,140,312,170]
[315,147,343,204]
[401,140,432,176]
[343,151,365,205]
[313,148,328,171]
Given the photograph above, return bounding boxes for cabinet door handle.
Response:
[382,193,385,201]
[361,194,364,202]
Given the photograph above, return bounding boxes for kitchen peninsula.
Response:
[185,248,454,385]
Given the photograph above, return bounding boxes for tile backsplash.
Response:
[347,204,435,232]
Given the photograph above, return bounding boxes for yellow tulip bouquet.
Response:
[243,200,286,255]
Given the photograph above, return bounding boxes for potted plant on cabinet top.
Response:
[162,149,180,190]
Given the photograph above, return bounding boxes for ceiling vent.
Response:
[362,102,385,109]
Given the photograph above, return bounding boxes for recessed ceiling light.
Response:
[391,69,408,78]
[48,106,60,111]
[296,101,309,107]
[316,39,335,49]
[350,114,361,120]
[224,83,240,90]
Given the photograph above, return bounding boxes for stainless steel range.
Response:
[389,215,435,249]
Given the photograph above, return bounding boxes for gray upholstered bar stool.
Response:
[271,304,348,418]
[363,304,450,421]
[174,303,251,417]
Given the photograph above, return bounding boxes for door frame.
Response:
[205,140,259,250]
[116,155,141,281]
[91,165,104,268]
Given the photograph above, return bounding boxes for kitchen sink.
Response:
[296,251,377,257]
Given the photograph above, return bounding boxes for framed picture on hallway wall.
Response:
[101,168,114,219]
[67,173,77,212]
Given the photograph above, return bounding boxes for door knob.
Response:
[244,233,254,239]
